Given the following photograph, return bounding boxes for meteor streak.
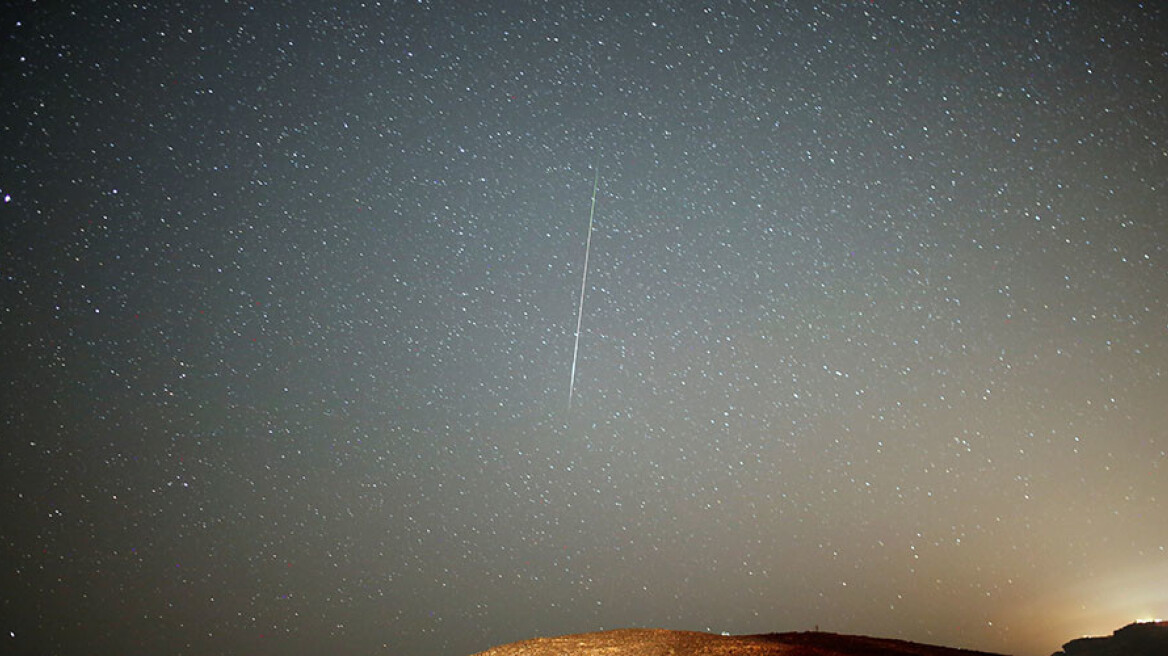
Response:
[568,163,600,410]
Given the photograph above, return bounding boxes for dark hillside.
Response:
[471,628,1012,656]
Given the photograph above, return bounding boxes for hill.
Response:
[1051,621,1168,656]
[470,628,1011,656]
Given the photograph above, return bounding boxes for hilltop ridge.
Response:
[471,627,1011,656]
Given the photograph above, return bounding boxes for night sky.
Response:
[2,2,1167,656]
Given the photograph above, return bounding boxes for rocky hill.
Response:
[1051,621,1168,656]
[470,628,1010,656]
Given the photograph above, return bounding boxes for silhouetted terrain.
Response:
[471,628,1011,656]
[1051,621,1168,656]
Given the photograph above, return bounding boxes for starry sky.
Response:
[2,2,1166,656]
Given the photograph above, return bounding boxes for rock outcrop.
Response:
[1052,621,1168,656]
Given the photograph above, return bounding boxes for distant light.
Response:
[1134,618,1164,623]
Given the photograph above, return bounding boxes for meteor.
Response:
[568,162,600,411]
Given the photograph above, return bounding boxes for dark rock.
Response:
[1052,621,1168,656]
